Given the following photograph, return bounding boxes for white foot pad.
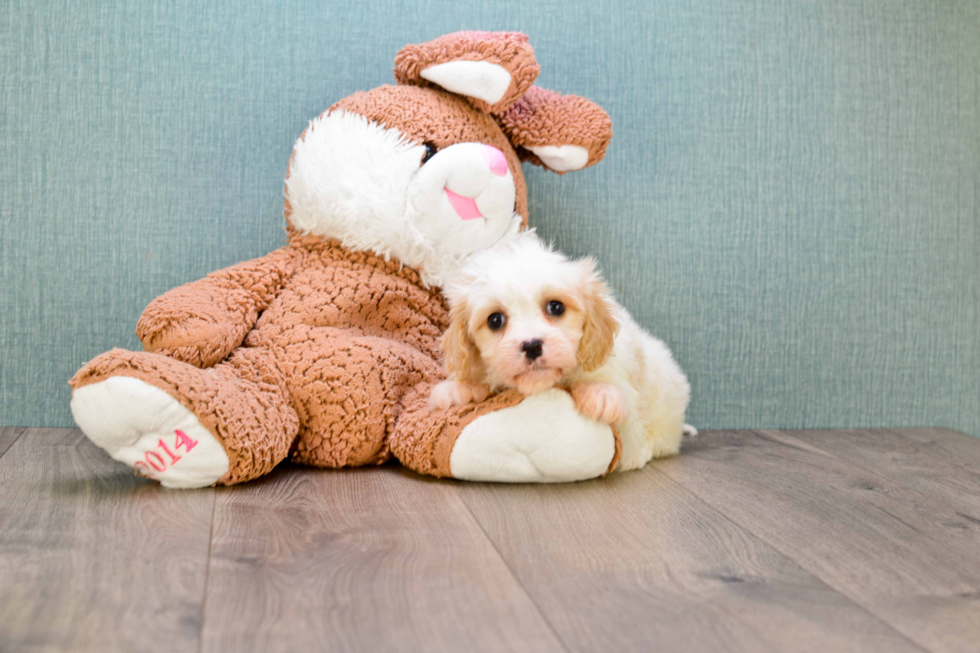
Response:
[450,388,615,483]
[683,424,699,437]
[70,377,230,489]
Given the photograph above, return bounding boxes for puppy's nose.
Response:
[521,339,544,361]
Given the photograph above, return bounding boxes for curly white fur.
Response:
[437,232,693,470]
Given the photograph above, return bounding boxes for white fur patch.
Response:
[286,111,426,260]
[450,388,615,482]
[420,61,512,104]
[528,145,590,172]
[286,110,520,287]
[71,377,229,489]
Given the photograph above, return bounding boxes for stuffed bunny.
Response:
[69,31,617,488]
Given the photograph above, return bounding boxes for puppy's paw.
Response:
[428,380,490,411]
[683,423,699,437]
[571,383,628,425]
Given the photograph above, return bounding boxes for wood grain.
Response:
[0,429,215,652]
[199,464,564,653]
[788,429,980,518]
[886,427,980,476]
[455,465,923,653]
[6,427,980,652]
[658,429,980,653]
[0,427,25,459]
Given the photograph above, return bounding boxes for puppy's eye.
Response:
[487,312,506,331]
[420,142,437,165]
[546,300,565,317]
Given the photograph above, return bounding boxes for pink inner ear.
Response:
[496,86,614,172]
[393,32,540,113]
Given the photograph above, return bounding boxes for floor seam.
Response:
[453,486,574,653]
[762,428,980,531]
[196,488,218,653]
[654,434,933,653]
[881,427,980,479]
[0,427,27,461]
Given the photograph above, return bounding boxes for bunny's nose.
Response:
[521,339,544,361]
[483,145,508,176]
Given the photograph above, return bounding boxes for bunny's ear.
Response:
[394,31,540,113]
[496,86,613,173]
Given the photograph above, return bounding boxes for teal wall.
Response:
[1,0,977,433]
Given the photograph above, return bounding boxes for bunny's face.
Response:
[282,31,612,287]
[285,85,526,287]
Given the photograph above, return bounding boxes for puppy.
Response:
[430,232,694,470]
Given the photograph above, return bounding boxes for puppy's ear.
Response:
[441,300,484,383]
[576,258,620,372]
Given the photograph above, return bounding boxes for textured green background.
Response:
[1,0,977,433]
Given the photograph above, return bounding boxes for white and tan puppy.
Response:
[431,232,694,470]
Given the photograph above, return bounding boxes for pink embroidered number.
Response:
[134,429,200,478]
[144,451,166,472]
[158,439,180,465]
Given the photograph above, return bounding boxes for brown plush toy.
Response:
[69,31,616,488]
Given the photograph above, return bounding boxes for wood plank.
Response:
[0,428,214,652]
[0,427,26,459]
[200,464,564,653]
[455,466,923,653]
[787,429,980,518]
[887,427,980,476]
[658,430,980,653]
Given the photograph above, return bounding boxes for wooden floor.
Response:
[1,428,978,652]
